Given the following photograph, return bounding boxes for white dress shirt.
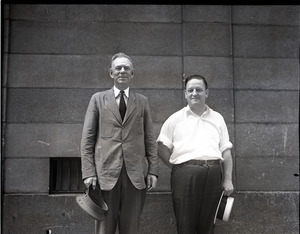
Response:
[157,105,232,164]
[114,86,129,106]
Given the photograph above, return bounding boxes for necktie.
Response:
[119,90,126,121]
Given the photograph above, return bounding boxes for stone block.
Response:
[235,90,298,123]
[138,89,184,124]
[236,156,299,191]
[153,122,163,139]
[203,89,234,123]
[153,161,172,192]
[2,194,95,234]
[2,53,8,87]
[235,123,299,157]
[7,54,113,88]
[2,88,7,122]
[232,5,300,25]
[4,159,49,193]
[151,88,234,124]
[184,22,231,56]
[6,88,98,123]
[3,20,9,53]
[154,156,237,193]
[233,25,299,58]
[154,122,236,192]
[234,58,299,90]
[131,56,183,89]
[2,192,299,234]
[215,192,299,234]
[156,120,234,145]
[184,56,233,89]
[227,123,235,150]
[10,4,182,23]
[140,193,177,234]
[10,21,182,55]
[5,87,181,132]
[2,194,176,234]
[183,5,231,23]
[8,54,183,89]
[3,4,9,19]
[4,124,82,158]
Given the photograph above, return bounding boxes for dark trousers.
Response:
[171,162,223,234]
[95,163,146,234]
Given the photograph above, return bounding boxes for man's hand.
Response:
[84,176,97,189]
[222,149,234,196]
[223,179,234,196]
[146,174,157,191]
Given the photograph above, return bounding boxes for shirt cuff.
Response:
[156,134,173,149]
[220,142,233,153]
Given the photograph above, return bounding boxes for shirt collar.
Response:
[186,104,210,117]
[114,86,129,98]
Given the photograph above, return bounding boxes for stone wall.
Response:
[1,4,299,234]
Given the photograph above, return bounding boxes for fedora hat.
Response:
[76,185,108,220]
[214,191,234,223]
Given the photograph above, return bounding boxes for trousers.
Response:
[95,163,146,234]
[171,161,223,234]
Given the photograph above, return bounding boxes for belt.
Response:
[179,159,221,166]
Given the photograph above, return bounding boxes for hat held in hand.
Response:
[214,191,234,223]
[76,185,108,220]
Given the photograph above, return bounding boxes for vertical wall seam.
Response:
[230,5,238,190]
[181,5,185,108]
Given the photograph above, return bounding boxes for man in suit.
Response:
[81,52,158,234]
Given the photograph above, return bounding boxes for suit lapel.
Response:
[123,90,136,123]
[104,88,123,123]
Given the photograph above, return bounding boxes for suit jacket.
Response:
[81,88,158,190]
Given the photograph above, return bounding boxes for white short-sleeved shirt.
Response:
[157,105,232,164]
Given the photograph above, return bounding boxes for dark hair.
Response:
[184,74,208,90]
[111,52,133,66]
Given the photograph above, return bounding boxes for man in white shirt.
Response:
[157,74,234,234]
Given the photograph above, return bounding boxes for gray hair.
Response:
[111,52,133,67]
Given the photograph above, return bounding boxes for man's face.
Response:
[185,79,208,109]
[109,57,134,87]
